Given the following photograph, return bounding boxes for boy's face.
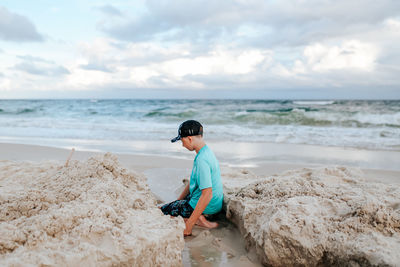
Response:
[181,136,194,151]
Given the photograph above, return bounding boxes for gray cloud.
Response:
[101,0,400,48]
[14,62,70,76]
[142,0,400,30]
[97,4,123,17]
[102,16,170,42]
[13,54,70,77]
[0,6,43,42]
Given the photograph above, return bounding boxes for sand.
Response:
[0,153,185,266]
[224,166,400,266]
[1,143,400,266]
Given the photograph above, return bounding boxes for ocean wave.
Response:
[18,108,37,114]
[0,108,37,115]
[245,107,319,113]
[293,100,335,105]
[352,112,400,127]
[144,110,197,118]
[230,109,400,128]
[1,99,400,151]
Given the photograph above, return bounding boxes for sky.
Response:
[0,0,399,99]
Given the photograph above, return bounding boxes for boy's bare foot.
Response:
[196,215,218,229]
[183,216,218,229]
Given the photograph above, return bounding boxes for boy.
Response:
[161,120,223,236]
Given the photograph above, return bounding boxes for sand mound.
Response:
[224,166,400,266]
[0,153,185,266]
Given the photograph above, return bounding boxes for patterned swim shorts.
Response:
[161,195,194,218]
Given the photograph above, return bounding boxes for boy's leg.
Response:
[161,196,218,229]
[160,199,194,218]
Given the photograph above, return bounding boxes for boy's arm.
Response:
[184,187,212,236]
[177,182,190,200]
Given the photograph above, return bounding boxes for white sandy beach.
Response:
[2,0,400,264]
[1,142,399,266]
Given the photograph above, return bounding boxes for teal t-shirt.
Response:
[189,145,223,214]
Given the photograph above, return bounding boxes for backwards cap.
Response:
[171,120,203,143]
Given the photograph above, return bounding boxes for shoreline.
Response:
[2,136,400,157]
[1,142,399,184]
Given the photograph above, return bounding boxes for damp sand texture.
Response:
[225,166,400,267]
[0,153,185,266]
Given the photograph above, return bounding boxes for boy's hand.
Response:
[183,188,213,236]
[184,220,195,236]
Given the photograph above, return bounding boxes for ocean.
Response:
[0,99,399,153]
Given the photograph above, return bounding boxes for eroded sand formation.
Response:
[223,166,400,266]
[0,153,185,266]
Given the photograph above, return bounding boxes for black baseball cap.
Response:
[171,120,203,143]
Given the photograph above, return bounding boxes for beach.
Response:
[1,141,399,266]
[2,0,400,263]
[1,99,400,266]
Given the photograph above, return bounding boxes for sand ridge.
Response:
[224,166,400,266]
[0,153,185,266]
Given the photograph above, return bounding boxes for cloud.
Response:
[297,40,379,73]
[101,0,400,47]
[72,38,273,87]
[80,62,113,73]
[17,55,54,64]
[77,38,116,73]
[2,1,400,99]
[156,49,270,77]
[0,6,43,42]
[53,33,398,96]
[96,4,123,17]
[14,61,70,77]
[13,55,70,77]
[77,38,193,69]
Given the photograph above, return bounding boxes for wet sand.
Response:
[0,153,186,266]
